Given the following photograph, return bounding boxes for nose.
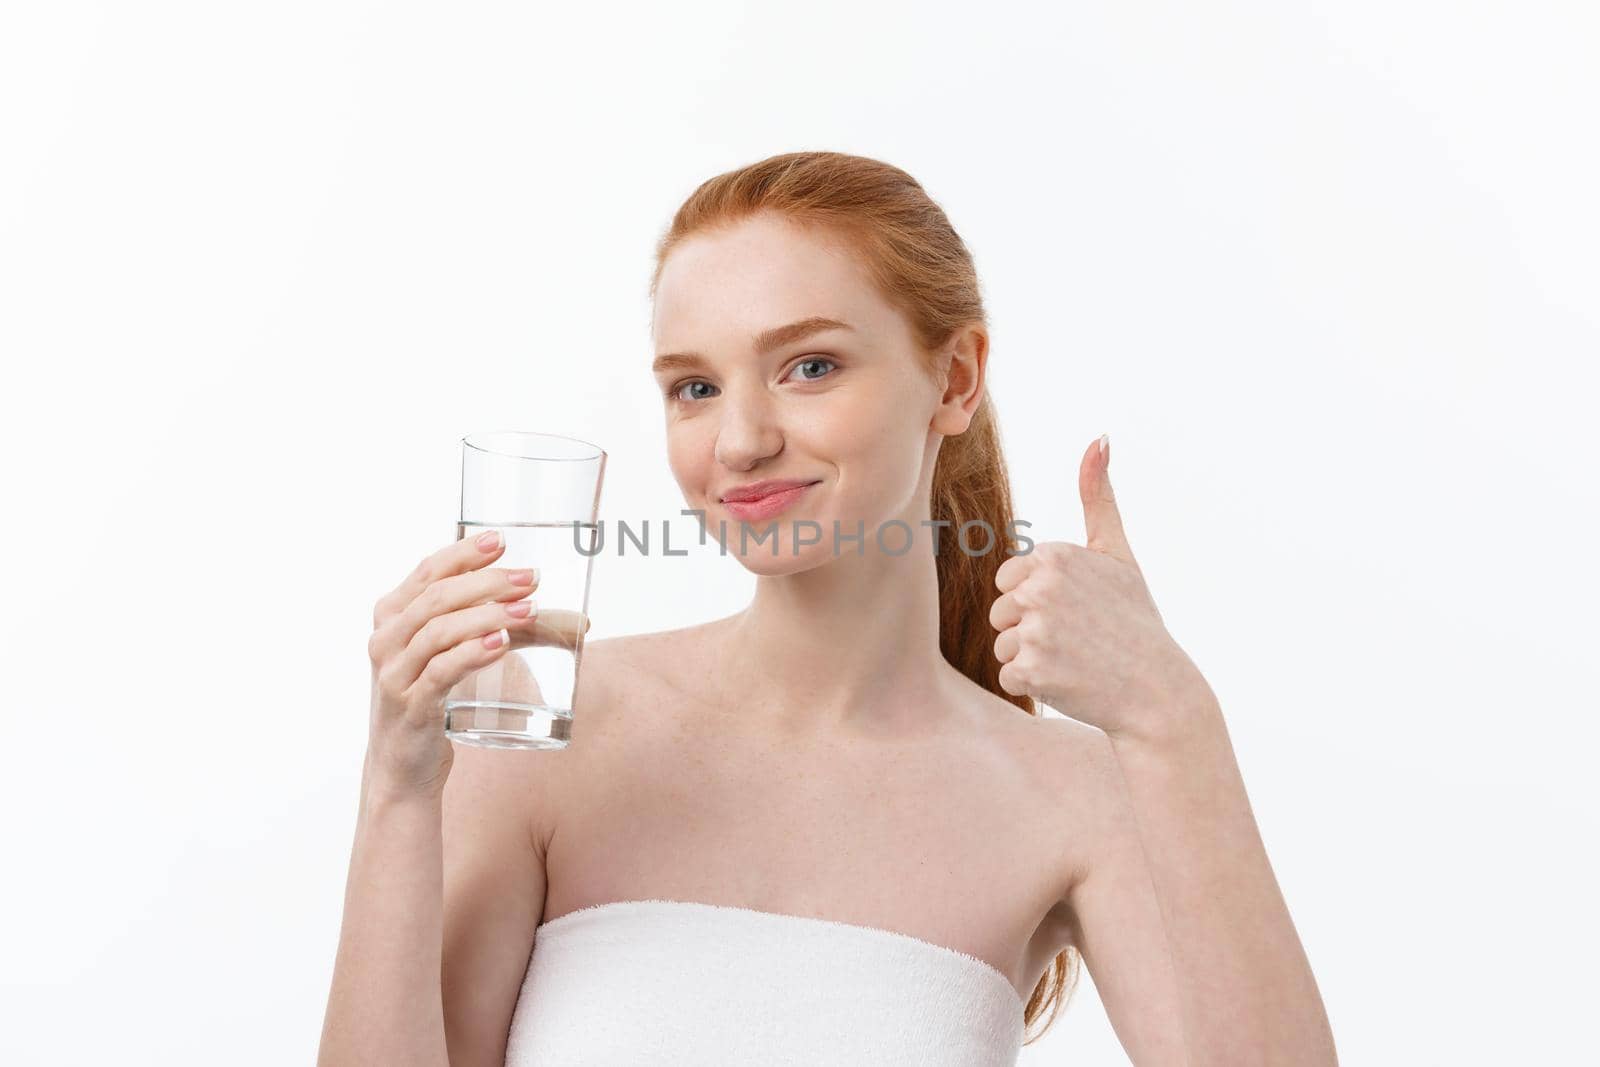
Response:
[712,385,783,471]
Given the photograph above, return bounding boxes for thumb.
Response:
[1079,434,1136,566]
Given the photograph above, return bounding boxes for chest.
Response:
[535,676,1084,998]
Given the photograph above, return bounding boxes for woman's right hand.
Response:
[364,529,540,799]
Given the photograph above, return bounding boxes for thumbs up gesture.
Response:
[989,435,1215,744]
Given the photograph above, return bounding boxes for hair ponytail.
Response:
[931,393,1030,715]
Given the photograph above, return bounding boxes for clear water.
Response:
[445,521,598,750]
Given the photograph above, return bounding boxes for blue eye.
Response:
[788,357,836,382]
[669,380,717,402]
[665,358,837,404]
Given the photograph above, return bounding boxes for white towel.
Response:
[504,898,1026,1066]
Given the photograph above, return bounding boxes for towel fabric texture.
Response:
[504,897,1027,1065]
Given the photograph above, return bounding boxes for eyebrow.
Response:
[652,316,855,376]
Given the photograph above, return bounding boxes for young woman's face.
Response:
[651,213,950,574]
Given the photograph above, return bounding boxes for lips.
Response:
[719,478,820,503]
[721,480,819,521]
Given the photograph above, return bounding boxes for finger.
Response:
[396,564,537,644]
[408,626,513,709]
[373,529,510,626]
[388,597,533,691]
[996,659,1029,698]
[994,549,1035,595]
[1078,434,1137,567]
[993,626,1020,665]
[449,607,591,707]
[372,565,538,665]
[988,592,1023,631]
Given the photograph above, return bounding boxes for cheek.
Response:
[820,395,934,502]
[665,425,711,488]
[821,380,927,449]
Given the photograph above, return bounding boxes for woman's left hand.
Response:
[989,435,1216,744]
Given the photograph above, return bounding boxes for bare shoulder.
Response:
[582,615,728,669]
[570,631,659,709]
[1025,710,1120,780]
[576,619,730,709]
[981,701,1124,900]
[442,717,581,871]
[435,636,688,850]
[563,620,729,747]
[1036,715,1145,928]
[977,693,1109,782]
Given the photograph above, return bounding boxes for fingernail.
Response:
[1098,433,1110,463]
[476,530,501,551]
[505,597,536,618]
[509,568,537,586]
[482,628,509,649]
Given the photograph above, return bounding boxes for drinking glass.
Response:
[443,431,605,750]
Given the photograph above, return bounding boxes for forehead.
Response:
[652,214,891,351]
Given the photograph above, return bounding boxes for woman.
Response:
[318,151,1337,1065]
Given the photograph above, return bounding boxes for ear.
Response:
[930,325,988,435]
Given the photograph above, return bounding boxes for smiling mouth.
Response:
[719,481,820,519]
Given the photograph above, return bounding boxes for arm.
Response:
[317,759,454,1067]
[1060,723,1188,1065]
[319,654,551,1067]
[440,741,554,1066]
[990,436,1336,1065]
[1107,692,1337,1066]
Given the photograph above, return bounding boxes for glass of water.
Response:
[444,431,605,750]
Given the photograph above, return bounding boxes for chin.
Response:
[713,517,837,576]
[732,545,830,577]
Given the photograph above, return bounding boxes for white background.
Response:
[2,2,1596,1063]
